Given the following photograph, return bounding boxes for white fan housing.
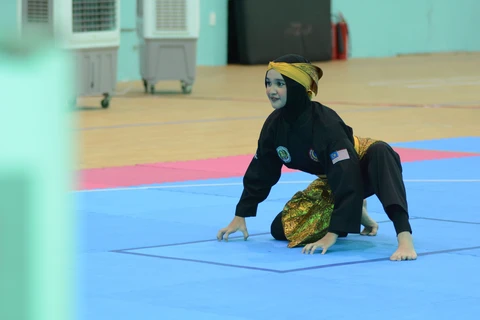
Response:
[137,0,200,94]
[18,0,121,107]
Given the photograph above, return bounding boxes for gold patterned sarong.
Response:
[281,136,378,248]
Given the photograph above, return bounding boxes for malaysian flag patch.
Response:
[330,149,350,164]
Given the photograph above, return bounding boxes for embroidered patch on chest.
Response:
[330,149,350,164]
[276,146,291,163]
[309,148,319,162]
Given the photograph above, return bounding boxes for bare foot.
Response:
[390,231,417,261]
[360,222,378,236]
[360,202,378,236]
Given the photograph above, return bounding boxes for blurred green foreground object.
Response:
[0,36,76,320]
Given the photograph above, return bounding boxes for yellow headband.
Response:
[267,61,323,100]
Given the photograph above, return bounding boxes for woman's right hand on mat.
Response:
[217,216,249,242]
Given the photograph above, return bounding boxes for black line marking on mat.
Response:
[109,232,271,252]
[111,245,480,274]
[109,218,478,273]
[415,217,480,225]
[280,246,480,273]
[109,219,417,253]
[113,250,282,273]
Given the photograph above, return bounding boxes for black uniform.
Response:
[233,53,412,239]
[235,101,412,236]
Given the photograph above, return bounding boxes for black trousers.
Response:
[270,141,412,240]
[360,141,411,235]
[270,211,287,241]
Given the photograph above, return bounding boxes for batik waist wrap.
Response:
[281,136,378,248]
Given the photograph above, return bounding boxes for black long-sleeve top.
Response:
[235,102,364,234]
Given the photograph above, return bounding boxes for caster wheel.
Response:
[101,93,111,109]
[143,79,148,93]
[181,81,193,94]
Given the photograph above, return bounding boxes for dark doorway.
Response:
[227,0,332,65]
